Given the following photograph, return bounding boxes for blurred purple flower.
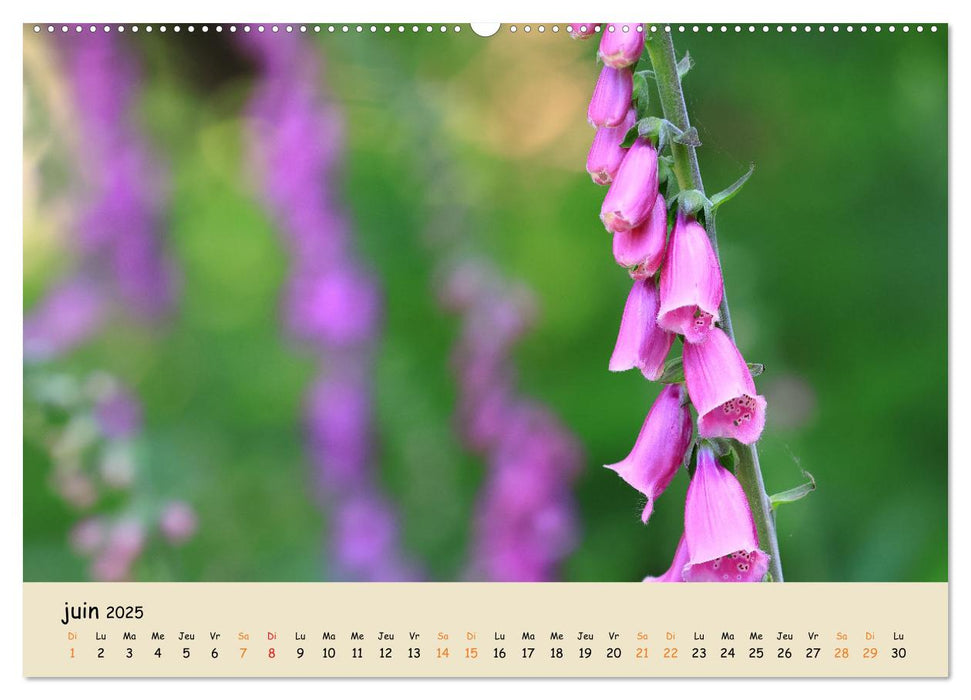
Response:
[159,501,198,545]
[445,265,583,582]
[241,33,417,581]
[94,383,143,439]
[285,264,383,348]
[63,32,176,320]
[24,278,105,362]
[90,517,145,582]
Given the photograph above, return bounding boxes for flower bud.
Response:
[613,193,668,277]
[683,447,769,582]
[568,23,599,39]
[609,278,674,380]
[598,24,644,69]
[683,327,767,445]
[586,109,636,186]
[658,212,723,343]
[600,138,659,233]
[604,384,692,524]
[587,65,633,128]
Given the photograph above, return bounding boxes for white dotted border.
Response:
[30,23,941,35]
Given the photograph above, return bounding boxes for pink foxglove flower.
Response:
[604,384,692,523]
[612,193,668,278]
[587,65,633,128]
[600,138,659,233]
[598,24,644,69]
[657,212,723,343]
[609,278,674,380]
[568,23,600,39]
[643,534,690,582]
[683,327,767,444]
[683,447,769,582]
[586,109,636,185]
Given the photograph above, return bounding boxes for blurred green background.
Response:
[23,25,947,582]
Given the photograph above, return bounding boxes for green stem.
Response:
[645,27,784,582]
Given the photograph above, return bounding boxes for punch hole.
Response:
[471,23,500,37]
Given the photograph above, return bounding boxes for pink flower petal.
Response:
[657,212,723,343]
[612,193,668,278]
[605,384,692,524]
[683,327,766,444]
[683,447,769,582]
[609,278,675,380]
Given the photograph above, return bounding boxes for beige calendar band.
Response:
[24,582,948,677]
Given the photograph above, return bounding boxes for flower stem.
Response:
[644,27,784,582]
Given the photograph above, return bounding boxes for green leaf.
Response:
[634,68,656,81]
[677,51,694,79]
[677,189,712,217]
[683,440,699,474]
[636,116,665,143]
[657,356,684,384]
[710,163,755,211]
[620,125,639,149]
[673,126,701,147]
[770,471,817,510]
[707,437,734,458]
[657,155,674,187]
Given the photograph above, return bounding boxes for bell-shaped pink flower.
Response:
[598,24,644,68]
[643,535,689,582]
[588,65,633,128]
[586,109,636,186]
[657,212,723,343]
[683,327,767,444]
[568,23,600,39]
[609,278,674,380]
[613,193,668,278]
[683,447,769,582]
[600,138,659,233]
[604,384,692,524]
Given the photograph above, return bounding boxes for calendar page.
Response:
[20,17,949,681]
